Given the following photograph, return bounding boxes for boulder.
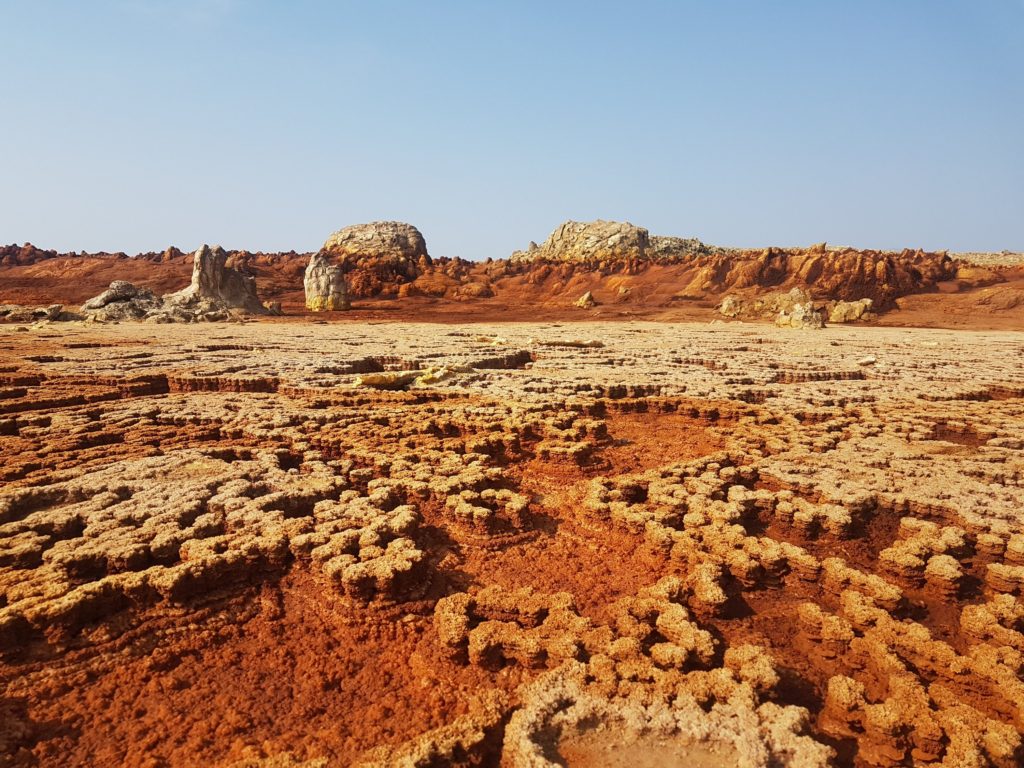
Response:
[574,291,596,309]
[718,295,743,318]
[718,288,812,321]
[450,281,494,301]
[829,299,873,324]
[80,282,161,321]
[954,265,1002,288]
[82,281,142,310]
[304,252,350,311]
[776,302,825,329]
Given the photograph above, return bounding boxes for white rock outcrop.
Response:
[304,252,350,311]
[80,245,266,323]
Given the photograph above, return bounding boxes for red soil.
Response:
[3,242,1023,329]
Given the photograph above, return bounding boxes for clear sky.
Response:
[1,1,1021,259]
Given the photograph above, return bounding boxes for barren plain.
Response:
[2,318,1024,767]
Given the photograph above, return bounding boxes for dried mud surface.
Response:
[2,321,1024,767]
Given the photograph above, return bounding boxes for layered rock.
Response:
[303,252,349,311]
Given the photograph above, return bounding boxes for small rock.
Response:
[718,295,743,318]
[574,291,596,309]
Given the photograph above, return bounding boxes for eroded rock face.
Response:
[829,298,874,323]
[321,222,430,297]
[511,220,650,263]
[165,244,265,315]
[648,234,724,259]
[79,246,266,322]
[5,235,1010,319]
[323,221,428,264]
[0,304,68,323]
[303,252,349,311]
[79,282,161,321]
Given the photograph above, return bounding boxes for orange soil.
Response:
[2,251,1022,329]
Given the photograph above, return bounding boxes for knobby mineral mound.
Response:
[3,225,1022,327]
[2,319,1024,767]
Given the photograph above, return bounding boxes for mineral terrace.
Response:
[2,318,1024,767]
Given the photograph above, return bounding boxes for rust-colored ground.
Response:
[3,247,1024,329]
[2,321,1024,767]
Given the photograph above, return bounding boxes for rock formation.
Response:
[303,252,349,311]
[320,222,431,297]
[4,235,1020,322]
[511,220,650,263]
[510,221,725,265]
[719,287,813,320]
[693,246,956,310]
[80,281,162,321]
[775,301,825,329]
[323,221,429,263]
[164,244,265,315]
[0,303,68,323]
[574,291,596,309]
[79,245,266,322]
[829,298,874,323]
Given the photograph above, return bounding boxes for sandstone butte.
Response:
[1,221,1024,767]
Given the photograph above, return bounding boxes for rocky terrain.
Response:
[77,245,269,323]
[1,318,1024,767]
[2,221,1022,328]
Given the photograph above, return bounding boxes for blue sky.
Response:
[1,1,1021,258]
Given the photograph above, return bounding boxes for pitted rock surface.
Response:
[1,320,1023,766]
